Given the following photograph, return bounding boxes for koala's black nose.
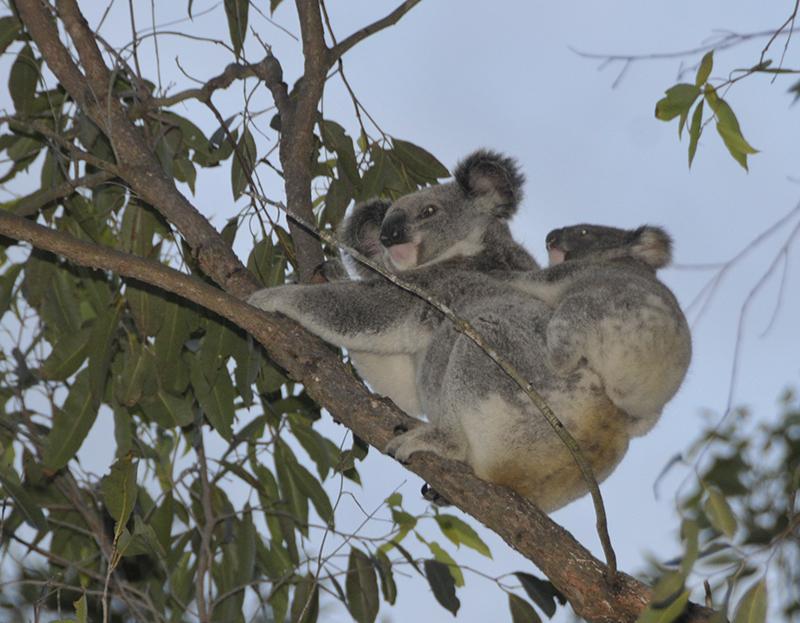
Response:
[379,211,408,247]
[545,229,561,249]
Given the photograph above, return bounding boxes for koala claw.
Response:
[385,425,464,465]
[385,430,418,464]
[421,483,451,506]
[314,258,349,283]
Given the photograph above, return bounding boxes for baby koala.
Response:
[511,224,691,435]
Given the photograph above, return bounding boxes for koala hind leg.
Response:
[385,423,467,465]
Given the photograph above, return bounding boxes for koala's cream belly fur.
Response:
[457,380,629,513]
[349,351,422,417]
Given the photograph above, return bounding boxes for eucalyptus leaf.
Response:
[424,559,460,616]
[43,370,99,470]
[514,572,561,618]
[290,574,319,623]
[509,594,542,623]
[101,454,138,539]
[732,579,767,623]
[39,328,92,380]
[696,51,714,86]
[427,541,464,587]
[223,0,249,57]
[346,548,379,623]
[688,100,704,167]
[9,44,39,116]
[703,486,738,538]
[434,513,491,557]
[0,16,21,55]
[0,465,48,530]
[636,591,690,623]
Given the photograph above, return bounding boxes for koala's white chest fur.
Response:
[349,351,422,416]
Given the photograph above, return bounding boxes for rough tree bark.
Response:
[6,1,718,622]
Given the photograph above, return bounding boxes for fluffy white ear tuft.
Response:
[454,149,525,219]
[630,226,673,269]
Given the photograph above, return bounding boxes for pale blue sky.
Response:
[2,1,798,621]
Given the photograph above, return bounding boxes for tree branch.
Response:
[11,171,116,217]
[136,55,289,111]
[330,0,422,62]
[0,211,718,623]
[17,0,259,298]
[269,0,331,282]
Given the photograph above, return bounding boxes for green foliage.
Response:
[514,572,565,618]
[423,559,460,616]
[641,393,799,621]
[0,24,480,615]
[655,50,760,170]
[223,0,249,57]
[508,593,542,623]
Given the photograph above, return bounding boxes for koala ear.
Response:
[454,149,525,219]
[629,226,673,269]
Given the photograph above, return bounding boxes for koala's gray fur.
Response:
[318,152,539,417]
[249,151,640,512]
[509,224,691,435]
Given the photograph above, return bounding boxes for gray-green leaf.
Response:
[509,594,542,623]
[346,548,379,623]
[703,486,737,538]
[43,370,99,470]
[424,559,460,616]
[695,51,714,86]
[733,579,767,623]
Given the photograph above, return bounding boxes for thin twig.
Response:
[329,0,422,63]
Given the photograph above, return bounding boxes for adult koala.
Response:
[249,150,628,512]
[323,153,538,417]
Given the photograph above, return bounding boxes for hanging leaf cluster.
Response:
[655,51,759,170]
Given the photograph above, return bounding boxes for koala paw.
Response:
[247,287,277,311]
[546,343,583,375]
[313,259,349,283]
[385,425,464,465]
[545,322,584,375]
[248,286,293,314]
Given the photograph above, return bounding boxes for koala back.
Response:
[539,224,691,430]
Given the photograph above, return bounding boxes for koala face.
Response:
[545,224,673,269]
[364,149,526,271]
[377,184,490,270]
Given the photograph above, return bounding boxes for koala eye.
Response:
[420,204,438,219]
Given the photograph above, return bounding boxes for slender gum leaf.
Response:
[345,548,379,623]
[703,486,738,538]
[733,579,767,623]
[695,51,714,86]
[424,559,460,616]
[688,100,704,167]
[43,371,99,470]
[509,594,542,623]
[0,466,48,530]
